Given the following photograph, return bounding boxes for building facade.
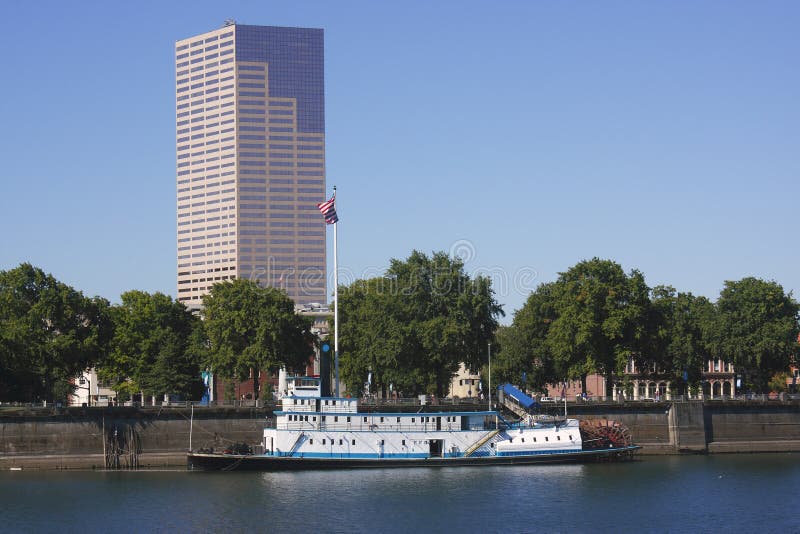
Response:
[176,23,326,306]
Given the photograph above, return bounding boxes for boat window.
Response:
[309,439,313,444]
[380,440,385,445]
[533,437,537,442]
[324,400,328,405]
[521,438,525,443]
[380,417,384,423]
[557,436,561,440]
[352,439,355,445]
[312,416,316,421]
[402,440,406,446]
[411,418,415,423]
[363,417,368,423]
[339,439,343,445]
[332,400,337,406]
[321,416,326,421]
[569,435,573,440]
[347,416,351,422]
[293,399,297,405]
[545,437,549,441]
[322,439,326,445]
[304,415,308,421]
[397,417,400,423]
[334,416,339,422]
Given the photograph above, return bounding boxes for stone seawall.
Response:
[0,406,269,469]
[1,401,799,468]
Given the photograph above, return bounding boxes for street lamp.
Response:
[78,376,91,407]
[488,342,492,410]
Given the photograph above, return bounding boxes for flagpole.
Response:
[333,186,340,398]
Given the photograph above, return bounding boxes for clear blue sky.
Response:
[1,0,798,322]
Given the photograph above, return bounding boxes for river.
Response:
[1,454,797,533]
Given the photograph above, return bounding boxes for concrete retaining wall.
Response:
[2,402,799,468]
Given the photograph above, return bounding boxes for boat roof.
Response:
[275,409,499,417]
[500,383,540,409]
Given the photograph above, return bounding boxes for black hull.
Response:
[187,446,640,471]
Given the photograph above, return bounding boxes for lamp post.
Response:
[488,342,492,410]
[78,376,91,407]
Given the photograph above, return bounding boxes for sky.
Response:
[0,0,798,323]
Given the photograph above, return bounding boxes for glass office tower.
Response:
[175,24,326,307]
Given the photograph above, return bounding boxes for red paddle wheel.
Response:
[579,419,634,451]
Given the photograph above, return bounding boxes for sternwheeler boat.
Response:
[187,375,639,471]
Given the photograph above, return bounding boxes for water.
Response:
[1,454,797,533]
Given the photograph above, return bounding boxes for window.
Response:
[339,439,343,445]
[402,440,406,446]
[334,416,338,422]
[346,417,351,422]
[322,439,326,445]
[309,439,313,445]
[352,439,356,445]
[363,417,367,422]
[545,437,549,441]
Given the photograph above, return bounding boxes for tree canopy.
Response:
[497,259,799,395]
[202,279,315,398]
[706,277,799,391]
[339,250,503,397]
[98,291,204,400]
[648,286,714,394]
[0,263,111,403]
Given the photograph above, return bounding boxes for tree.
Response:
[649,286,714,395]
[546,258,652,395]
[339,250,503,397]
[202,279,315,399]
[493,282,558,390]
[99,291,204,401]
[0,263,111,403]
[707,277,799,392]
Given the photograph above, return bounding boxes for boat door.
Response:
[436,417,442,430]
[429,439,443,458]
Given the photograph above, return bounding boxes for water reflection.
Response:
[1,456,798,533]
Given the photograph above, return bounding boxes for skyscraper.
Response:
[175,23,326,307]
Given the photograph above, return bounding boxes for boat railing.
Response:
[277,420,475,433]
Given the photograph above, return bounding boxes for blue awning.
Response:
[500,383,540,410]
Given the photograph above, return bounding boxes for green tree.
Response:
[0,263,111,403]
[99,291,204,401]
[339,250,503,397]
[546,258,652,395]
[493,282,558,390]
[649,286,714,395]
[202,279,315,399]
[707,277,799,392]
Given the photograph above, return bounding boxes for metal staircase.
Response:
[288,432,306,457]
[463,429,500,457]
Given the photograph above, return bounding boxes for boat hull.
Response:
[187,446,640,471]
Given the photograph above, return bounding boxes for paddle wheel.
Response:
[579,419,634,452]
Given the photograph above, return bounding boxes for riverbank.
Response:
[2,400,799,469]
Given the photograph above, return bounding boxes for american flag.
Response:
[317,193,338,224]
